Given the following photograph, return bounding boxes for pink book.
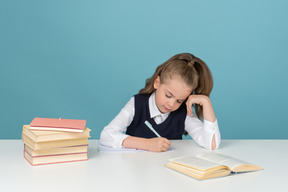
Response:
[30,117,86,133]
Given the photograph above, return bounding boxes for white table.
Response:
[1,140,287,192]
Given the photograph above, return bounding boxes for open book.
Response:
[166,152,262,180]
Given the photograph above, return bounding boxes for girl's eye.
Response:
[165,94,172,98]
[177,100,182,104]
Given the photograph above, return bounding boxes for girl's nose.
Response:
[168,99,175,108]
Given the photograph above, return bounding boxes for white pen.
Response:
[144,120,161,137]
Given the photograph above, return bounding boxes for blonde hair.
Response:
[139,53,213,120]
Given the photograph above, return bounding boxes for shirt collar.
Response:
[149,92,170,119]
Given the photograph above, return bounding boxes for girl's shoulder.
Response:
[134,93,151,97]
[133,93,152,100]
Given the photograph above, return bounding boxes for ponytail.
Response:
[192,58,213,120]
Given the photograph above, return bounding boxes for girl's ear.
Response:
[153,76,160,89]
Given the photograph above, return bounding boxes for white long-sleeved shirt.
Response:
[100,92,221,150]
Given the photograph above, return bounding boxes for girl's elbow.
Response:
[212,138,221,150]
[211,144,216,150]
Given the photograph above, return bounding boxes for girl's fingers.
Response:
[163,138,171,145]
[186,100,193,116]
[160,138,171,151]
[149,137,171,152]
[186,105,192,116]
[161,143,170,151]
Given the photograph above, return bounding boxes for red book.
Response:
[30,117,86,133]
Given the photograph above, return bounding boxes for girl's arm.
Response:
[100,97,135,148]
[100,97,171,152]
[186,95,220,150]
[186,95,216,122]
[122,136,171,152]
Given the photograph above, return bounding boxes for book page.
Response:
[196,153,249,170]
[169,156,223,171]
[98,143,143,152]
[98,141,173,152]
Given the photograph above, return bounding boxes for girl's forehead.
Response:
[162,77,192,99]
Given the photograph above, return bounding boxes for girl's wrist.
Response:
[202,97,216,122]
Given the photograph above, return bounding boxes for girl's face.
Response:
[153,76,192,114]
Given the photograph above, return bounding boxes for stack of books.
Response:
[22,117,91,166]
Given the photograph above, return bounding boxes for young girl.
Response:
[100,53,221,152]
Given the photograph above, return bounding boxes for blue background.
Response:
[1,0,287,139]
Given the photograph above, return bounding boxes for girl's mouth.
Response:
[163,106,171,112]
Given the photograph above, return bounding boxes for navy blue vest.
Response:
[126,94,187,139]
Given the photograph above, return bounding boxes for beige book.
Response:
[24,150,88,166]
[166,152,262,180]
[23,125,91,142]
[24,144,88,156]
[22,132,89,150]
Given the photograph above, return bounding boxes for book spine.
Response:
[24,155,88,166]
[23,150,88,166]
[24,149,88,158]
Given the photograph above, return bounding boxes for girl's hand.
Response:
[146,137,171,152]
[186,95,216,122]
[186,95,209,116]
